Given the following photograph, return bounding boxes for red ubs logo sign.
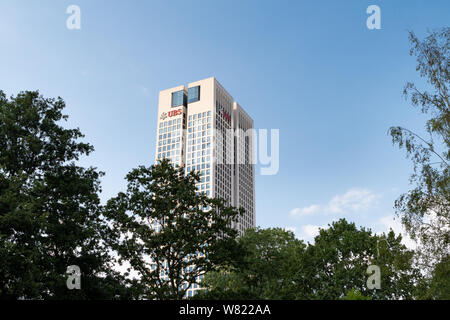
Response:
[222,110,231,123]
[168,109,182,117]
[217,105,231,123]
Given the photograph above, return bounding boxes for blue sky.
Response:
[1,0,448,244]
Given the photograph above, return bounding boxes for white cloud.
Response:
[284,226,297,234]
[283,225,324,243]
[377,215,417,249]
[293,215,417,248]
[283,224,328,243]
[327,188,379,214]
[290,204,321,217]
[290,188,380,218]
[283,226,301,240]
[302,224,322,238]
[296,224,331,243]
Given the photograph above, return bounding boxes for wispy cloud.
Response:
[377,215,417,249]
[290,188,380,218]
[299,223,330,243]
[327,188,380,213]
[284,224,329,243]
[289,204,321,217]
[301,224,322,238]
[284,226,297,234]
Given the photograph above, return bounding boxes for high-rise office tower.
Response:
[155,77,255,235]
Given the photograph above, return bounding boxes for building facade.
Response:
[154,77,255,297]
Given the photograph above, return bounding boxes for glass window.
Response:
[172,90,186,107]
[188,86,200,103]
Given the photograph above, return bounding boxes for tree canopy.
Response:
[0,90,126,299]
[104,159,243,300]
[196,219,422,300]
[389,27,449,298]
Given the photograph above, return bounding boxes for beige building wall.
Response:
[155,77,255,231]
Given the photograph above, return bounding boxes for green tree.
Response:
[104,159,242,300]
[195,228,307,299]
[304,219,422,300]
[0,90,126,299]
[427,255,450,299]
[389,28,449,297]
[198,221,422,300]
[341,288,372,300]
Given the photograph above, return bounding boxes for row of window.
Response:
[158,145,181,152]
[189,118,211,128]
[159,125,182,134]
[159,118,182,127]
[187,143,211,152]
[171,86,201,107]
[188,136,210,145]
[157,153,181,162]
[189,111,211,120]
[158,136,181,146]
[188,149,211,158]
